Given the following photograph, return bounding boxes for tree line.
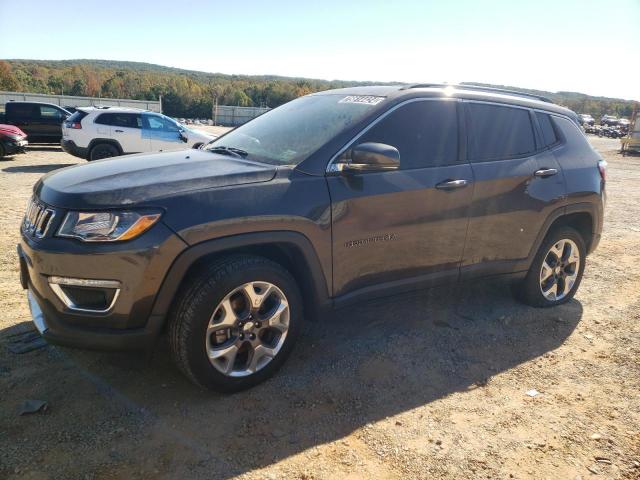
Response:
[0,59,636,120]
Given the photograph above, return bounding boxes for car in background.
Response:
[618,118,631,132]
[0,101,70,143]
[578,113,595,126]
[601,115,619,126]
[0,124,28,159]
[61,106,217,160]
[63,106,79,114]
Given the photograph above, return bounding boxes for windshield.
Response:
[203,94,384,165]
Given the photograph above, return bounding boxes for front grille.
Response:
[22,197,55,239]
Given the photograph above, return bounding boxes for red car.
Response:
[0,124,28,159]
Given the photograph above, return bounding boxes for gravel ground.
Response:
[0,135,639,480]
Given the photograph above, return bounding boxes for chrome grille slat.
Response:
[22,197,55,239]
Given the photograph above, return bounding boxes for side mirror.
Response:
[341,142,400,172]
[178,130,188,142]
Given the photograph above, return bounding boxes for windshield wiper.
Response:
[206,146,248,158]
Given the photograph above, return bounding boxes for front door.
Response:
[142,113,185,152]
[36,104,67,140]
[327,99,473,297]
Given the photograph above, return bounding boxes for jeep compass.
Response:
[18,84,605,392]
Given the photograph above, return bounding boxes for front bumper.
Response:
[18,221,187,351]
[60,139,88,159]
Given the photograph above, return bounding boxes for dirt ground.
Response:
[0,135,639,480]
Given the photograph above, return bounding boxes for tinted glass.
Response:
[204,94,381,165]
[356,100,458,169]
[467,103,535,161]
[8,104,37,118]
[536,112,558,147]
[67,111,88,123]
[95,113,141,128]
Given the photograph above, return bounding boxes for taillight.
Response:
[598,160,607,182]
[70,122,82,129]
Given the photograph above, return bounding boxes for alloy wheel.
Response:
[205,281,289,377]
[539,238,580,301]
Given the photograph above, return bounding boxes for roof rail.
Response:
[400,83,554,103]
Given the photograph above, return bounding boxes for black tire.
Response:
[514,226,586,307]
[0,143,6,160]
[169,254,303,392]
[89,143,119,161]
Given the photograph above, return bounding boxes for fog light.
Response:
[48,277,121,313]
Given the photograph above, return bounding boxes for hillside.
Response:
[0,59,636,119]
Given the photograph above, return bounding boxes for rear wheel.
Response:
[514,227,586,307]
[169,255,303,392]
[0,143,5,159]
[89,143,119,161]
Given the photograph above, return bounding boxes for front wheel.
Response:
[169,255,303,392]
[514,227,586,307]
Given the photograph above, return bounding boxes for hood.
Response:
[0,124,26,137]
[36,149,277,209]
[188,128,216,142]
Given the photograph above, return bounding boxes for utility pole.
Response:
[212,94,218,125]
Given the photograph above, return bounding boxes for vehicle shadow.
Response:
[2,279,582,478]
[2,163,76,173]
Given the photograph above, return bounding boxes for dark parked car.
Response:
[0,124,28,159]
[600,115,619,126]
[0,101,70,143]
[18,85,605,392]
[578,113,595,126]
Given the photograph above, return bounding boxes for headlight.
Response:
[57,211,161,242]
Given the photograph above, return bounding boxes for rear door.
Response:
[6,103,39,138]
[327,99,473,297]
[461,102,566,278]
[96,112,149,154]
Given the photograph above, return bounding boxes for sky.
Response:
[1,0,638,100]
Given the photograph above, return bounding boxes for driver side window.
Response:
[357,100,459,169]
[145,114,179,132]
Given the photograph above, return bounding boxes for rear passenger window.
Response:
[536,112,559,147]
[95,113,141,128]
[356,100,458,169]
[466,103,536,161]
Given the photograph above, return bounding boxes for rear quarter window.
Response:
[536,112,559,147]
[466,103,536,161]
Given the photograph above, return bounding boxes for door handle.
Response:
[436,179,469,190]
[114,129,124,133]
[534,168,558,178]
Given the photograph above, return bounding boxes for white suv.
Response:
[61,107,216,161]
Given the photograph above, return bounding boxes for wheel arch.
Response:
[148,231,332,335]
[524,203,600,271]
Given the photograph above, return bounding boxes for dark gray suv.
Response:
[18,84,606,391]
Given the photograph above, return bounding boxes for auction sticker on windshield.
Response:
[339,95,385,105]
